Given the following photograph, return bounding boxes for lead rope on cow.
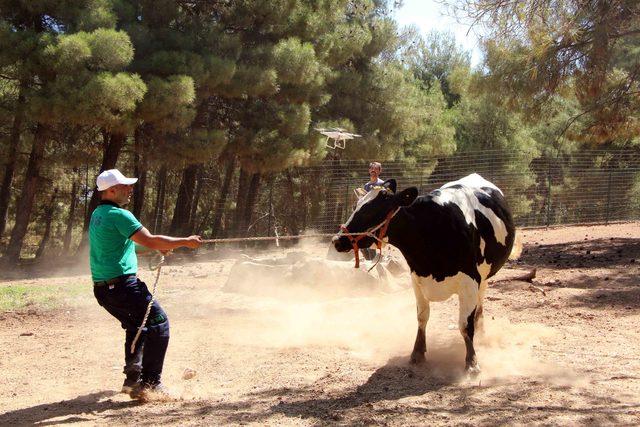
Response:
[367,246,385,273]
[365,207,400,272]
[130,253,165,354]
[340,207,400,269]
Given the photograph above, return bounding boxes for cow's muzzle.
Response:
[334,224,373,268]
[332,207,400,269]
[332,232,354,253]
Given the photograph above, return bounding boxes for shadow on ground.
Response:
[0,391,138,426]
[504,238,640,312]
[149,358,639,425]
[516,238,640,271]
[4,363,637,425]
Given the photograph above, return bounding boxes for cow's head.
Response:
[333,179,418,253]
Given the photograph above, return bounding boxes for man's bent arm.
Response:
[134,243,154,254]
[131,227,202,251]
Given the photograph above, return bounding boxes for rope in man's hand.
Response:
[130,252,165,354]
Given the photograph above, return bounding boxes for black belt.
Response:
[94,274,136,287]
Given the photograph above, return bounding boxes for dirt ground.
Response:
[1,223,640,426]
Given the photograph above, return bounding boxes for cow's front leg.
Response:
[410,280,429,364]
[459,278,480,376]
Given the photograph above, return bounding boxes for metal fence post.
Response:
[344,177,350,224]
[605,165,613,224]
[546,157,552,227]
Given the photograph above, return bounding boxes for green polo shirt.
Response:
[89,201,143,281]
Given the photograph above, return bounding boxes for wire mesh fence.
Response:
[3,147,640,257]
[288,148,640,233]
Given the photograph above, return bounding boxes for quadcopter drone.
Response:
[315,127,362,149]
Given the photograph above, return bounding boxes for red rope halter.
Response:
[339,207,399,268]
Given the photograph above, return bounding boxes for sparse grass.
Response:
[0,281,89,312]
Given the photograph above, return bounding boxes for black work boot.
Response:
[129,381,176,402]
[121,372,141,394]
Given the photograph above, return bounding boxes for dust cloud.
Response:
[182,241,574,385]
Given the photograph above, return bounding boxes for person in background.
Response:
[361,161,384,260]
[89,168,202,401]
[363,161,384,192]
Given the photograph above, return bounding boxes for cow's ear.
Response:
[396,187,418,206]
[382,179,397,194]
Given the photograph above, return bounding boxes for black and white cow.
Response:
[333,173,515,374]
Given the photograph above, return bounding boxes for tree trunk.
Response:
[0,84,26,238]
[82,132,127,232]
[242,172,262,236]
[63,173,79,254]
[36,188,58,259]
[3,124,48,263]
[211,156,236,238]
[169,164,198,236]
[328,158,343,232]
[75,132,127,255]
[586,0,611,99]
[284,171,300,235]
[187,165,203,234]
[231,168,250,237]
[170,102,207,236]
[152,166,167,233]
[132,128,148,219]
[268,179,273,236]
[195,208,211,236]
[300,188,308,232]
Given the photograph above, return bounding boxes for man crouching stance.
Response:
[89,169,202,400]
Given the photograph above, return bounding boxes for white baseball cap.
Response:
[96,169,138,191]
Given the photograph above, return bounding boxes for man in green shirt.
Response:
[89,169,202,401]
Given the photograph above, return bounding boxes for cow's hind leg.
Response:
[458,277,480,375]
[475,280,488,336]
[410,280,430,364]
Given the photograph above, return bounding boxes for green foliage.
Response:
[87,28,133,70]
[33,71,146,132]
[326,60,455,160]
[234,100,314,172]
[163,128,227,164]
[404,31,471,107]
[273,38,321,87]
[75,0,117,30]
[83,72,146,129]
[47,33,93,72]
[224,65,279,98]
[198,56,237,97]
[45,29,133,73]
[455,0,640,143]
[137,75,195,132]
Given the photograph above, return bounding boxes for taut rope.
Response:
[128,223,395,354]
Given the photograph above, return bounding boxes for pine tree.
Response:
[454,0,640,143]
[1,0,144,262]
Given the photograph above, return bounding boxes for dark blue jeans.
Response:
[93,276,170,385]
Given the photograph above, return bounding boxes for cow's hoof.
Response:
[410,351,425,364]
[465,364,481,378]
